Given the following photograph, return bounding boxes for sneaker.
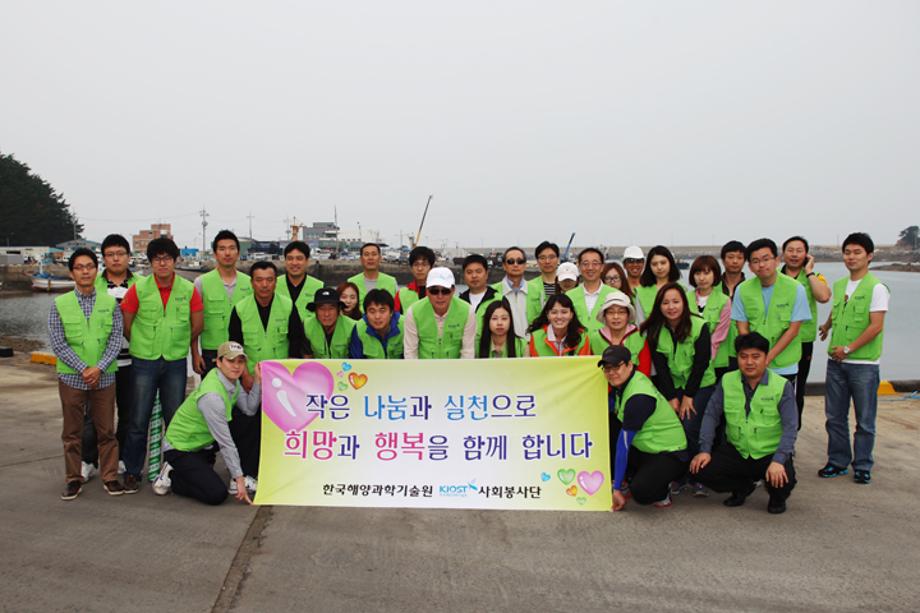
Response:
[152,462,173,496]
[61,480,82,501]
[723,482,757,507]
[853,470,872,485]
[690,482,710,498]
[81,462,98,482]
[229,475,258,495]
[669,480,685,496]
[817,464,848,478]
[123,474,139,494]
[767,497,787,514]
[117,460,126,475]
[103,480,125,496]
[652,494,673,508]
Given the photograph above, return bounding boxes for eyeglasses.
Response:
[604,275,621,283]
[103,250,128,258]
[72,264,96,272]
[537,255,558,262]
[151,255,174,264]
[580,261,603,268]
[624,258,644,265]
[427,287,452,295]
[505,258,526,265]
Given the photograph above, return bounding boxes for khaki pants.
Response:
[59,381,118,483]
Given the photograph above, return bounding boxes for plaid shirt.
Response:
[48,288,123,390]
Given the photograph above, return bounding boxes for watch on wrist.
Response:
[806,272,816,278]
[843,346,851,355]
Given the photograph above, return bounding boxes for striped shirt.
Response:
[48,289,123,390]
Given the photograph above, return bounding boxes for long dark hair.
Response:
[602,261,632,298]
[477,299,520,358]
[336,281,362,320]
[528,294,585,350]
[639,245,680,287]
[640,282,695,347]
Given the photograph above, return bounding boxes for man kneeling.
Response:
[601,345,689,511]
[690,333,798,514]
[154,342,261,505]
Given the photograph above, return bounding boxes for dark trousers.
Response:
[696,443,796,503]
[230,407,261,477]
[201,349,219,376]
[81,365,132,465]
[794,342,813,430]
[164,448,228,505]
[625,449,688,505]
[59,382,118,483]
[677,386,715,457]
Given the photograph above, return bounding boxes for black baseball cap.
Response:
[307,287,343,311]
[596,345,632,368]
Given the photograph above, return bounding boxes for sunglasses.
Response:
[427,287,452,295]
[505,258,526,265]
[624,258,644,265]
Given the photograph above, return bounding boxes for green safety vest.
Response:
[635,284,660,319]
[526,276,551,326]
[275,275,323,322]
[94,271,140,294]
[654,315,716,390]
[785,268,819,343]
[693,289,731,369]
[722,369,786,460]
[476,334,528,358]
[529,326,589,357]
[129,275,194,361]
[349,272,398,304]
[411,297,470,359]
[615,372,687,454]
[829,273,886,361]
[566,284,622,332]
[54,290,118,375]
[305,315,356,360]
[354,317,404,359]
[472,289,503,338]
[165,369,237,452]
[736,274,802,369]
[589,327,645,366]
[397,286,422,314]
[199,269,253,350]
[236,294,293,373]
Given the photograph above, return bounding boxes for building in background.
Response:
[133,223,173,253]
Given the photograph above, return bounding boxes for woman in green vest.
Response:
[589,292,651,375]
[527,294,592,357]
[689,255,733,380]
[337,281,363,320]
[305,287,357,359]
[349,289,405,359]
[155,341,261,505]
[636,245,682,321]
[640,283,716,495]
[477,298,527,358]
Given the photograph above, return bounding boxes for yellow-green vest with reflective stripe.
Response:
[199,269,252,350]
[129,275,194,361]
[722,369,786,460]
[55,290,118,375]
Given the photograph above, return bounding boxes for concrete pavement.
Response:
[1,356,918,612]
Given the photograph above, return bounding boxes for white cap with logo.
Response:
[556,262,579,282]
[426,266,455,289]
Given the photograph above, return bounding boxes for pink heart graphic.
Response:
[577,470,604,496]
[261,361,333,433]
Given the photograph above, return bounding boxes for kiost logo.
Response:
[438,480,478,497]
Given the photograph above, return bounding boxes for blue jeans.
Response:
[824,359,879,472]
[124,357,188,478]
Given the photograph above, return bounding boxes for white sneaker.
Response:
[229,475,258,495]
[152,462,173,496]
[81,462,98,482]
[117,460,126,475]
[228,478,239,495]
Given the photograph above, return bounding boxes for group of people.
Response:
[51,229,889,514]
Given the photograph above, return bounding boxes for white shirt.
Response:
[500,276,530,338]
[468,290,487,312]
[582,283,603,314]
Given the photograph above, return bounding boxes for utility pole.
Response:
[247,212,254,239]
[199,207,209,254]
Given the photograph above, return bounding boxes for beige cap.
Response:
[217,341,247,360]
[595,291,636,324]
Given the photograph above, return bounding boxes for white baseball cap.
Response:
[623,245,644,260]
[556,262,579,282]
[426,266,455,289]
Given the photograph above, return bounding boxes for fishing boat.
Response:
[31,271,74,292]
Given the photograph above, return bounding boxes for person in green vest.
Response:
[527,294,592,357]
[640,283,716,496]
[404,267,477,359]
[153,341,261,505]
[555,262,579,292]
[275,241,323,323]
[690,332,798,514]
[459,254,499,315]
[121,237,204,494]
[490,246,531,338]
[526,241,561,326]
[719,240,747,372]
[305,287,358,359]
[228,261,308,490]
[731,238,811,388]
[348,242,398,304]
[192,230,252,376]
[622,245,645,296]
[349,289,405,359]
[566,247,622,333]
[781,236,831,428]
[689,255,733,381]
[600,345,689,511]
[50,248,126,500]
[477,298,527,358]
[589,292,651,376]
[336,281,363,320]
[635,245,682,321]
[81,233,140,482]
[817,233,889,485]
[394,245,435,314]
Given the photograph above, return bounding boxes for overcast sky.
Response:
[2,1,918,251]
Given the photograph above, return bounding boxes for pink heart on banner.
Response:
[577,470,605,496]
[261,361,333,433]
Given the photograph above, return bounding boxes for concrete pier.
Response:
[1,355,918,612]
